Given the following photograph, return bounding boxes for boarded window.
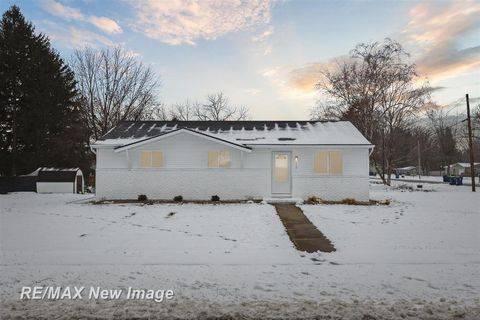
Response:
[314,151,343,175]
[140,151,163,168]
[208,151,231,168]
[329,151,343,174]
[314,152,328,174]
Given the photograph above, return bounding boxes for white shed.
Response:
[36,168,84,194]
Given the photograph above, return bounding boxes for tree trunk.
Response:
[11,107,17,176]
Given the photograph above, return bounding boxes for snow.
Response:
[380,174,478,185]
[1,182,479,318]
[93,121,373,148]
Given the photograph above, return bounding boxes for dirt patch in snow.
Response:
[1,298,479,319]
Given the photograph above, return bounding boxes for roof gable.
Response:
[114,128,252,152]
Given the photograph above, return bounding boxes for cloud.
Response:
[87,16,122,34]
[263,45,272,56]
[403,1,480,80]
[287,63,327,92]
[251,25,274,42]
[286,56,351,93]
[129,0,274,45]
[243,88,261,95]
[261,67,280,78]
[41,0,122,34]
[36,20,114,48]
[285,0,480,95]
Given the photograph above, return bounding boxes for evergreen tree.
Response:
[0,5,91,176]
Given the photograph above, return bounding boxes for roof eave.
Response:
[113,128,252,153]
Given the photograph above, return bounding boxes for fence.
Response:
[0,176,37,194]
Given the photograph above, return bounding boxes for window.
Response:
[329,151,343,174]
[314,152,328,174]
[314,151,343,175]
[139,151,163,168]
[274,154,289,182]
[208,151,231,168]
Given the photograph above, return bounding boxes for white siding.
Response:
[37,182,74,193]
[95,133,370,201]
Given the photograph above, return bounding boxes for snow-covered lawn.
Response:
[1,183,479,319]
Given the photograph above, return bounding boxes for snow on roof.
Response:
[396,166,416,171]
[448,162,480,168]
[21,167,80,176]
[92,121,372,148]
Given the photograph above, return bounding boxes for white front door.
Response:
[271,152,292,196]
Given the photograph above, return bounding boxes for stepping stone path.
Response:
[274,203,335,253]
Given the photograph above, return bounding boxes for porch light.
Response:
[294,155,299,168]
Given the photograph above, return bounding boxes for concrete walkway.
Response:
[273,204,335,253]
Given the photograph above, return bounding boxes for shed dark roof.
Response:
[37,169,79,182]
[99,120,328,140]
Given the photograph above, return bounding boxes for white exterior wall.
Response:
[37,182,74,193]
[95,133,370,201]
[290,147,369,201]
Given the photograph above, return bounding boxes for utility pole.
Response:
[417,139,421,179]
[466,94,476,192]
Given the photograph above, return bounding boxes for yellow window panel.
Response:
[274,154,289,182]
[219,151,231,168]
[329,151,343,175]
[140,151,151,168]
[314,151,328,174]
[208,151,219,168]
[152,151,163,167]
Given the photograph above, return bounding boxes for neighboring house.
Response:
[91,121,373,201]
[395,166,417,176]
[444,162,480,176]
[36,168,84,194]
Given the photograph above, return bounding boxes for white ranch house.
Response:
[91,121,373,201]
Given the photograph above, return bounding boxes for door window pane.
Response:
[275,154,289,182]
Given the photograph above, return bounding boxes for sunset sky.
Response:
[2,0,479,119]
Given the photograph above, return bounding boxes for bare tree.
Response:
[150,103,169,120]
[169,100,199,120]
[314,38,431,184]
[70,46,161,140]
[194,92,249,121]
[427,106,462,173]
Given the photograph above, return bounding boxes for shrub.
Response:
[341,198,357,205]
[137,194,148,201]
[306,196,321,204]
[173,195,183,202]
[211,195,220,202]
